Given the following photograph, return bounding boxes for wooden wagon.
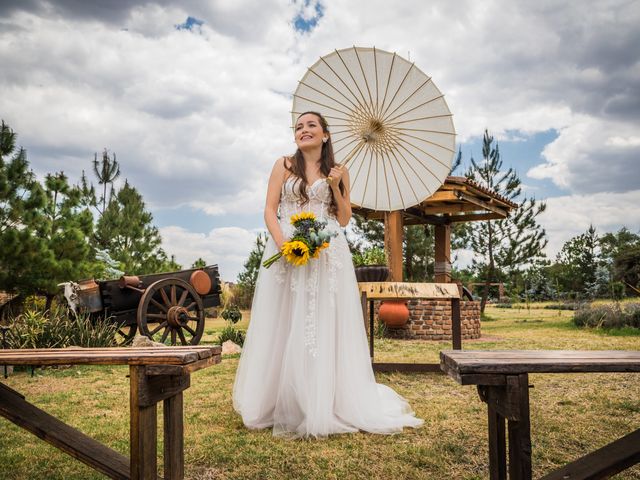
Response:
[61,266,221,346]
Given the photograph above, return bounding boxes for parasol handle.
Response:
[326,141,363,184]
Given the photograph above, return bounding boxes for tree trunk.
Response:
[480,224,494,314]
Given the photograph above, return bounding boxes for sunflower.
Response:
[282,240,311,266]
[290,211,316,225]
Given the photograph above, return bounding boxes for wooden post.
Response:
[507,374,532,480]
[434,223,451,283]
[384,211,404,281]
[163,392,184,480]
[130,366,158,480]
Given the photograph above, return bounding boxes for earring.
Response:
[323,137,328,143]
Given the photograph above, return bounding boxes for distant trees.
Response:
[0,119,181,304]
[543,226,640,300]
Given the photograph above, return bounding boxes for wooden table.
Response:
[359,282,462,372]
[440,350,640,480]
[0,346,221,480]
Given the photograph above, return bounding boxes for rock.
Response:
[131,335,166,348]
[222,340,242,355]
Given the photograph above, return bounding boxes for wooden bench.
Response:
[0,346,222,480]
[440,350,640,480]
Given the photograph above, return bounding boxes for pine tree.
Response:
[93,148,120,215]
[0,120,48,296]
[460,130,547,312]
[552,225,599,296]
[38,171,97,308]
[95,180,171,274]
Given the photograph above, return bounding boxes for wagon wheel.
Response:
[137,278,205,345]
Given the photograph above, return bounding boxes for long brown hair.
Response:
[286,111,345,216]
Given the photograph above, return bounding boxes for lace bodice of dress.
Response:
[279,177,337,236]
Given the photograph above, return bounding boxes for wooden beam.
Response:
[458,192,509,216]
[423,191,459,202]
[421,203,479,215]
[449,213,506,223]
[384,211,404,281]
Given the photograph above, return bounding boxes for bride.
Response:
[233,111,423,438]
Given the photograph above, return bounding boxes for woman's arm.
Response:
[329,166,352,227]
[264,157,288,249]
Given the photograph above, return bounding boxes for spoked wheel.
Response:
[115,322,137,346]
[137,278,205,345]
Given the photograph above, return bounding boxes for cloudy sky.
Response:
[1,0,639,281]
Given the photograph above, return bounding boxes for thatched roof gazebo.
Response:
[352,176,518,283]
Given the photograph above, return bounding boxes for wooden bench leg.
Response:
[488,403,507,480]
[164,392,184,480]
[507,374,532,480]
[130,366,158,480]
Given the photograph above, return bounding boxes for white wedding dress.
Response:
[233,177,423,438]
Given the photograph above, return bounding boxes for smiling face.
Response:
[294,113,327,151]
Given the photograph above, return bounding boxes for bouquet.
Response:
[263,212,337,268]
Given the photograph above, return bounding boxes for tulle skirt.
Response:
[232,227,423,438]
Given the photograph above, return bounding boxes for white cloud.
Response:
[160,225,264,281]
[540,190,640,257]
[528,116,640,193]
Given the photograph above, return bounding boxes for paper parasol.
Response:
[292,46,456,211]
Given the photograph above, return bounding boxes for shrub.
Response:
[6,307,119,348]
[221,305,242,324]
[217,325,245,346]
[573,303,640,329]
[353,247,387,267]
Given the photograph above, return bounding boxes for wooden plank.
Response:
[0,385,130,480]
[163,393,184,480]
[373,362,443,373]
[130,366,158,480]
[540,428,640,480]
[0,346,217,355]
[0,349,216,366]
[145,355,221,376]
[358,282,460,299]
[440,350,640,375]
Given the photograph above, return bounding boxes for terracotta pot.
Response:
[354,265,390,282]
[379,300,410,327]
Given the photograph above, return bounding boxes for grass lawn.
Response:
[1,305,639,479]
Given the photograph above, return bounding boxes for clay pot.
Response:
[354,265,390,282]
[379,300,410,327]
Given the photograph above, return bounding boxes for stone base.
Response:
[375,299,481,340]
